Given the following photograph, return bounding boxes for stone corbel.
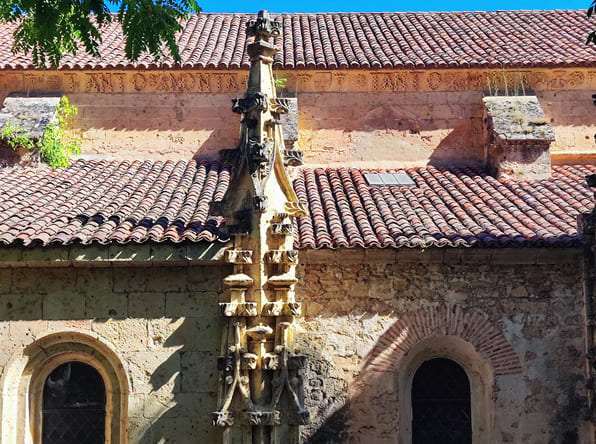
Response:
[271,212,293,237]
[241,410,281,426]
[262,301,301,317]
[266,250,299,265]
[262,352,279,370]
[225,249,253,264]
[221,273,255,317]
[241,352,258,370]
[267,272,299,287]
[262,301,284,316]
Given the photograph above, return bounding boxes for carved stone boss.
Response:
[211,11,308,443]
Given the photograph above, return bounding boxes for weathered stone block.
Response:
[92,318,149,352]
[165,292,219,318]
[179,351,218,393]
[126,350,180,394]
[76,268,113,293]
[129,292,166,318]
[0,268,12,294]
[43,291,84,320]
[146,267,187,292]
[86,290,126,319]
[114,267,146,293]
[187,266,222,292]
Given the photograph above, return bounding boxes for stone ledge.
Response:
[300,247,581,265]
[0,242,228,267]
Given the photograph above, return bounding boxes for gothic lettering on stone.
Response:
[568,71,585,88]
[355,73,368,89]
[314,72,332,90]
[528,71,548,90]
[297,73,312,89]
[85,73,121,93]
[549,71,567,90]
[47,75,62,90]
[443,72,468,91]
[132,73,146,91]
[113,73,126,92]
[372,73,406,92]
[214,74,239,93]
[333,72,346,90]
[427,72,442,90]
[24,74,43,91]
[148,73,196,92]
[196,74,210,92]
[64,73,79,92]
[411,71,422,90]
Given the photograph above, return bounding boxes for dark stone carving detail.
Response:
[212,411,234,427]
[247,138,273,179]
[219,148,241,167]
[253,196,268,212]
[232,92,268,115]
[242,410,281,426]
[283,150,304,166]
[218,355,235,373]
[247,10,281,40]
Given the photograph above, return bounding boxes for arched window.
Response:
[1,331,129,444]
[411,358,472,444]
[42,361,106,444]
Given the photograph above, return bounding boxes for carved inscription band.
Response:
[0,69,594,94]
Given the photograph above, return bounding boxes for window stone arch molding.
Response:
[0,329,129,444]
[361,304,523,444]
[398,335,494,444]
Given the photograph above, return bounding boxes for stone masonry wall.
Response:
[295,253,587,444]
[0,252,588,443]
[0,264,230,444]
[0,68,595,165]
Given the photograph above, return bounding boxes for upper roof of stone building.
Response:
[0,10,595,70]
[0,159,592,248]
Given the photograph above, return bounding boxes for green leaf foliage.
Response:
[0,0,200,67]
[0,96,81,168]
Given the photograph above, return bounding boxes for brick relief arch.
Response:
[365,304,522,375]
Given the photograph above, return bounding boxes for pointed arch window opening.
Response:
[42,361,106,444]
[411,358,472,444]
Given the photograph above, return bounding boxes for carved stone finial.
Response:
[247,10,281,42]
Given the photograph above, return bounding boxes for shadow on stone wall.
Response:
[130,317,221,444]
[300,309,587,444]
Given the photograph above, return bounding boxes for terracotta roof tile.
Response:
[294,165,596,249]
[0,11,595,70]
[0,161,593,249]
[0,159,230,246]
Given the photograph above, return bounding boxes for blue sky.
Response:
[198,0,587,13]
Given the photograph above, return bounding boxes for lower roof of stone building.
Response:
[0,159,592,248]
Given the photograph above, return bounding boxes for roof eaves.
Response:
[0,241,230,266]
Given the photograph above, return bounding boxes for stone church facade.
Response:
[0,9,594,444]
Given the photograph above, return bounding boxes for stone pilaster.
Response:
[210,10,308,444]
